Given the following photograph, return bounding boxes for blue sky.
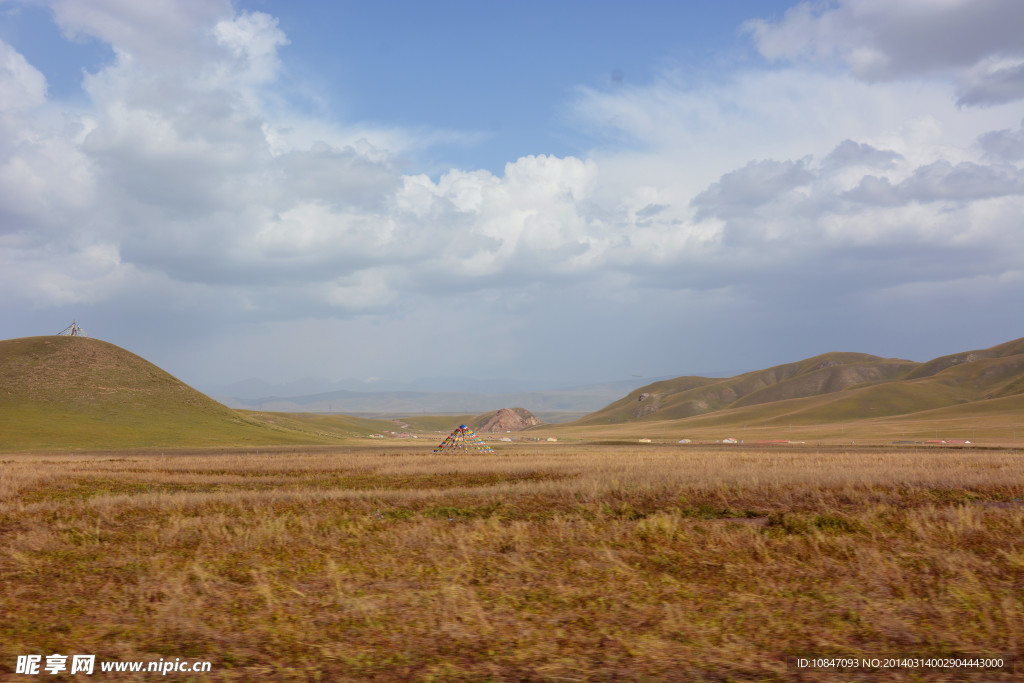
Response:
[246,1,795,173]
[1,0,1022,395]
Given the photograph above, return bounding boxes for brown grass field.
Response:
[2,443,1023,681]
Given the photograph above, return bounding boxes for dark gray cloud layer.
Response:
[822,140,902,169]
[844,161,1024,205]
[691,159,814,220]
[745,0,1024,107]
[978,120,1024,161]
[957,63,1024,107]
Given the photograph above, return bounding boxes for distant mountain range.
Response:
[210,378,665,414]
[202,375,560,399]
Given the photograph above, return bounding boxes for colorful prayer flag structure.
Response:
[57,321,87,337]
[434,424,495,454]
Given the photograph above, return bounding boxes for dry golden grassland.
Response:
[2,444,1023,681]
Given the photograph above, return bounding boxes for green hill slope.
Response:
[574,338,1024,429]
[0,336,346,450]
[903,337,1024,380]
[577,352,918,425]
[241,411,403,439]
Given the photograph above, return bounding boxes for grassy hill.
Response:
[559,338,1024,442]
[0,336,381,450]
[902,337,1024,380]
[575,352,921,425]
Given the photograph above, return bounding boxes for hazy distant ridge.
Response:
[213,379,662,414]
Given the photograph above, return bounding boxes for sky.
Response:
[1,0,1022,394]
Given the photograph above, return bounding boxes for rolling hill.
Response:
[572,338,1024,432]
[0,336,392,450]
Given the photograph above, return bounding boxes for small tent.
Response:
[434,424,495,454]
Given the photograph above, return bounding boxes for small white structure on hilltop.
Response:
[57,321,87,337]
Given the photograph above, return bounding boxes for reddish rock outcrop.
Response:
[477,407,542,433]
